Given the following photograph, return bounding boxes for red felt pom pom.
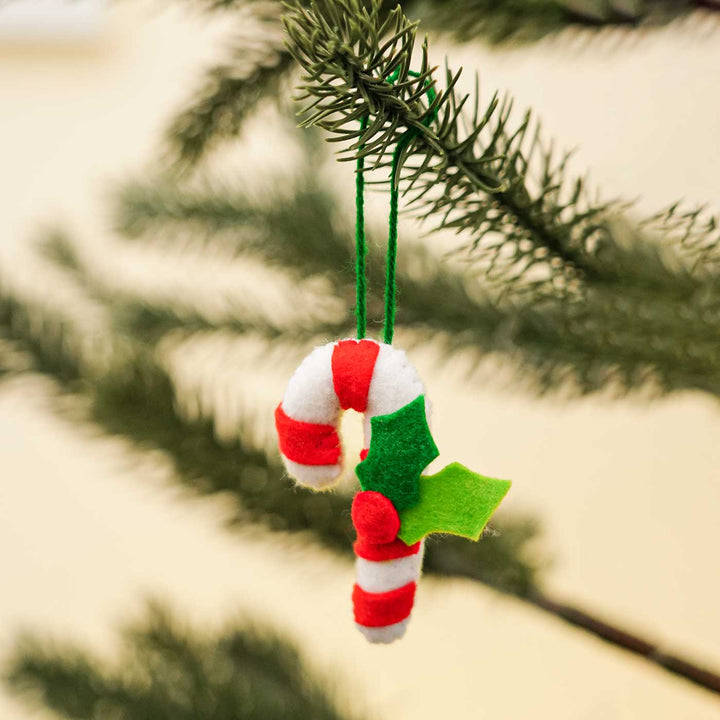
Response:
[351,491,400,544]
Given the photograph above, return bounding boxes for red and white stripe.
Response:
[275,339,429,643]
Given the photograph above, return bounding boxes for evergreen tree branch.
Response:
[5,601,354,720]
[0,253,543,595]
[190,0,717,43]
[418,0,720,43]
[166,40,293,168]
[0,290,85,386]
[40,231,348,345]
[114,168,720,398]
[645,201,720,270]
[284,0,624,286]
[115,176,353,278]
[6,249,720,694]
[166,0,720,167]
[528,593,720,695]
[284,0,720,295]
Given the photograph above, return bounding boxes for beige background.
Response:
[1,3,720,718]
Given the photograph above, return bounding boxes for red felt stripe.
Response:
[353,582,416,627]
[354,537,421,561]
[331,339,380,412]
[275,404,340,466]
[359,448,369,461]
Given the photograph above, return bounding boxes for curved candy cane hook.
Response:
[275,338,430,643]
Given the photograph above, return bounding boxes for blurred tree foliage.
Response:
[2,0,720,712]
[167,0,720,166]
[5,601,356,720]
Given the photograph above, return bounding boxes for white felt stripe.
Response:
[356,618,410,644]
[279,339,430,644]
[355,547,424,593]
[280,456,342,490]
[363,343,425,447]
[282,342,338,424]
[366,344,424,416]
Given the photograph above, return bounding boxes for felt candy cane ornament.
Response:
[276,72,511,644]
[276,338,430,642]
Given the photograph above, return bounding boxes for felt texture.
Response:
[281,342,337,424]
[353,581,416,627]
[365,344,424,419]
[354,536,421,561]
[280,458,341,490]
[331,339,379,412]
[356,619,409,644]
[351,491,400,545]
[277,341,428,488]
[356,395,438,511]
[355,550,424,593]
[397,462,512,546]
[275,404,341,466]
[276,340,444,643]
[355,114,369,339]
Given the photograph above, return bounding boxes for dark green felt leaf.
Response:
[397,462,512,545]
[355,395,439,511]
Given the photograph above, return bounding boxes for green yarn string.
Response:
[353,69,437,345]
[382,70,437,345]
[355,115,369,339]
[383,137,406,345]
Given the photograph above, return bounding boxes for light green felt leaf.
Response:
[397,462,511,545]
[355,395,439,511]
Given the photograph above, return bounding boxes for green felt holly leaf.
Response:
[397,462,512,545]
[355,395,439,511]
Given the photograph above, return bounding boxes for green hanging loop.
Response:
[355,115,369,339]
[383,68,437,345]
[354,68,437,345]
[383,139,403,345]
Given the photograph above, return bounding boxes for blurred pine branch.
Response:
[4,258,720,695]
[5,600,355,720]
[112,152,720,398]
[2,0,720,707]
[165,0,720,166]
[279,0,720,395]
[0,250,544,597]
[167,41,294,169]
[159,0,720,401]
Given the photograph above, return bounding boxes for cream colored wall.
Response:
[1,4,720,719]
[0,1,227,257]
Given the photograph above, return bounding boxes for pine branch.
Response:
[166,39,293,168]
[7,247,720,695]
[5,601,354,720]
[419,0,624,44]
[284,0,720,294]
[115,175,353,278]
[419,0,720,43]
[645,201,720,270]
[528,592,720,695]
[284,0,621,287]
[189,0,716,42]
[165,0,720,168]
[40,230,347,345]
[0,288,85,386]
[114,164,720,398]
[0,249,544,594]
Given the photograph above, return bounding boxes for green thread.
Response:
[383,70,437,345]
[354,69,438,345]
[355,115,369,339]
[383,138,404,344]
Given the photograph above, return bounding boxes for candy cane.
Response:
[275,338,429,643]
